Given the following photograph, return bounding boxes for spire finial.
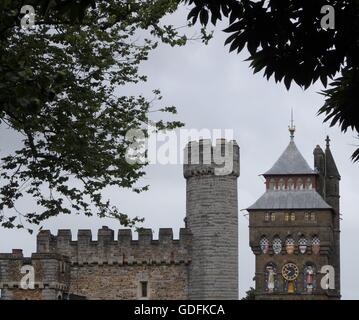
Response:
[326,135,331,148]
[288,108,296,140]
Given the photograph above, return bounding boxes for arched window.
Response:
[288,178,294,190]
[272,236,282,255]
[298,236,308,254]
[278,178,285,190]
[310,212,316,221]
[290,212,296,221]
[270,212,276,221]
[296,178,304,190]
[305,178,313,190]
[285,237,295,254]
[259,236,270,254]
[264,262,277,293]
[269,178,276,190]
[304,263,316,294]
[304,212,310,221]
[311,236,320,255]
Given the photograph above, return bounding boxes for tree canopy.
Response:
[241,286,256,300]
[2,0,358,230]
[184,0,359,160]
[0,0,208,231]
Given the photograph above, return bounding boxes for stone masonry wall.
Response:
[184,139,240,300]
[35,226,192,299]
[0,251,70,300]
[69,264,188,300]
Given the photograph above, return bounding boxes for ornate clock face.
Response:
[282,263,299,281]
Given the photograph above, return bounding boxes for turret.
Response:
[183,138,240,299]
[324,136,341,296]
[314,136,341,297]
[324,136,341,213]
[313,144,325,198]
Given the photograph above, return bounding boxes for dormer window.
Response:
[305,178,313,190]
[278,178,285,190]
[296,178,304,190]
[288,178,294,190]
[269,179,276,190]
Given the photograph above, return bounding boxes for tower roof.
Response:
[325,136,341,179]
[247,190,332,210]
[264,141,316,176]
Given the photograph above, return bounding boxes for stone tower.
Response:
[313,136,341,295]
[184,139,240,299]
[247,126,341,300]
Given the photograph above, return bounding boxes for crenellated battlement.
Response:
[0,251,70,293]
[36,226,192,266]
[183,139,240,178]
[0,138,240,300]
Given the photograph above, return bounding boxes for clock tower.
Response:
[247,121,341,300]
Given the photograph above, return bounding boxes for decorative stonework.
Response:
[248,136,341,300]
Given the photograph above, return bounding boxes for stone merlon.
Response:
[183,139,240,178]
[36,226,192,266]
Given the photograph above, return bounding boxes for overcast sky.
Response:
[1,5,359,300]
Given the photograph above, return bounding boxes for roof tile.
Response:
[264,141,316,175]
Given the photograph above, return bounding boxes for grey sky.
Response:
[1,6,358,299]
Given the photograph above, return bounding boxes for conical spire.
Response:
[325,136,341,178]
[264,141,316,175]
[264,117,315,175]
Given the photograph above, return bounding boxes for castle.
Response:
[0,127,342,300]
[247,123,341,299]
[0,139,240,300]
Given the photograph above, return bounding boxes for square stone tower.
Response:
[247,129,341,300]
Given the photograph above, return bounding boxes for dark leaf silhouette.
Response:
[184,0,359,161]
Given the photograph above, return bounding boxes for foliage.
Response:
[183,0,359,160]
[0,0,208,231]
[241,286,256,300]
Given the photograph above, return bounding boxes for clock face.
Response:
[282,263,299,281]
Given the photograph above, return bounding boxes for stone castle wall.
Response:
[34,226,192,299]
[0,251,70,300]
[0,138,240,300]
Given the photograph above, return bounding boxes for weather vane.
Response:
[288,108,296,140]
